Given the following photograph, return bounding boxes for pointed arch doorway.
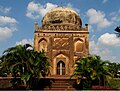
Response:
[53,54,69,75]
[57,61,65,75]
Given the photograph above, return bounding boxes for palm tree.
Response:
[72,55,112,89]
[73,56,93,89]
[0,44,50,89]
[89,55,111,86]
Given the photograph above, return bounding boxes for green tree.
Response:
[72,55,112,90]
[0,44,50,89]
[115,26,120,37]
[108,62,120,78]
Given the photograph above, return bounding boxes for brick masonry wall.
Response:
[0,77,12,89]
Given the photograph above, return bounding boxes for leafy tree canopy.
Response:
[72,55,112,89]
[0,44,50,89]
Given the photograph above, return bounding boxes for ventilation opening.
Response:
[51,20,62,24]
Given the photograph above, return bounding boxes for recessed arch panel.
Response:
[38,38,47,52]
[74,40,84,52]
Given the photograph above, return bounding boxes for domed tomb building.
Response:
[34,6,89,76]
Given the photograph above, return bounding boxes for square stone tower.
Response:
[34,6,89,76]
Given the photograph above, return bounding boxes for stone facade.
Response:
[34,6,89,76]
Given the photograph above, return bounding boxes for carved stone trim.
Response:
[41,24,82,31]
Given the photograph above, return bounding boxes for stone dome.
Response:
[42,6,82,27]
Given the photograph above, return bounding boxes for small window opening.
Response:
[51,20,62,24]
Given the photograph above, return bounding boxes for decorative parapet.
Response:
[39,24,83,31]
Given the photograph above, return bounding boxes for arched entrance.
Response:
[57,61,65,75]
[53,54,69,75]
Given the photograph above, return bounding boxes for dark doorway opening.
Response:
[57,61,65,75]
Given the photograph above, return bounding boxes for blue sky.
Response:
[0,0,120,63]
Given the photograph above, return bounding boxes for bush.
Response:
[108,79,120,89]
[91,86,114,90]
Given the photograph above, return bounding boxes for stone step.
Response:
[53,80,68,82]
[42,77,77,91]
[51,84,70,87]
[44,87,76,90]
[52,81,71,84]
[52,82,70,85]
[47,85,72,88]
[45,86,73,89]
[46,80,73,88]
[44,89,75,91]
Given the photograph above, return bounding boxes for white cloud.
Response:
[26,2,57,19]
[26,2,80,20]
[89,40,100,55]
[0,27,15,41]
[0,16,17,41]
[88,25,94,32]
[0,6,11,14]
[110,9,120,23]
[103,0,108,3]
[86,8,112,29]
[0,16,17,24]
[98,33,120,47]
[89,40,118,63]
[90,32,120,63]
[66,3,79,13]
[90,35,96,40]
[16,39,33,46]
[97,18,112,28]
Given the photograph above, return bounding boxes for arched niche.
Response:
[38,38,47,52]
[74,39,84,52]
